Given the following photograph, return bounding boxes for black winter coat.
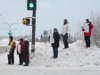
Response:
[23,41,29,63]
[52,32,60,47]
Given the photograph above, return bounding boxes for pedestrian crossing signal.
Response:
[22,18,30,25]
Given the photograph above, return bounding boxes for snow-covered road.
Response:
[0,65,100,75]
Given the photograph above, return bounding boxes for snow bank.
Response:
[29,40,100,69]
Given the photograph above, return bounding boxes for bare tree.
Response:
[90,12,100,47]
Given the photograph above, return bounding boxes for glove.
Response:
[82,29,85,31]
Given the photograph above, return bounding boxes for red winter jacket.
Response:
[84,22,94,36]
[19,42,25,53]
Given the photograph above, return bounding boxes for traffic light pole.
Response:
[27,0,36,53]
[31,10,36,53]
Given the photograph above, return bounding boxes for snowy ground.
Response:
[0,39,100,75]
[0,39,9,47]
[0,39,9,54]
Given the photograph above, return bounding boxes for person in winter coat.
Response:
[17,38,25,65]
[8,36,16,64]
[82,19,94,48]
[23,40,29,66]
[62,19,69,49]
[51,28,60,59]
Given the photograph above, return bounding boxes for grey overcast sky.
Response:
[0,0,100,37]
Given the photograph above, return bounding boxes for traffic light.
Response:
[22,18,30,25]
[27,0,36,10]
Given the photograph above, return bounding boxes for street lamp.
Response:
[2,22,18,37]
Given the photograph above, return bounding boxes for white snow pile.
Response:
[30,40,100,69]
